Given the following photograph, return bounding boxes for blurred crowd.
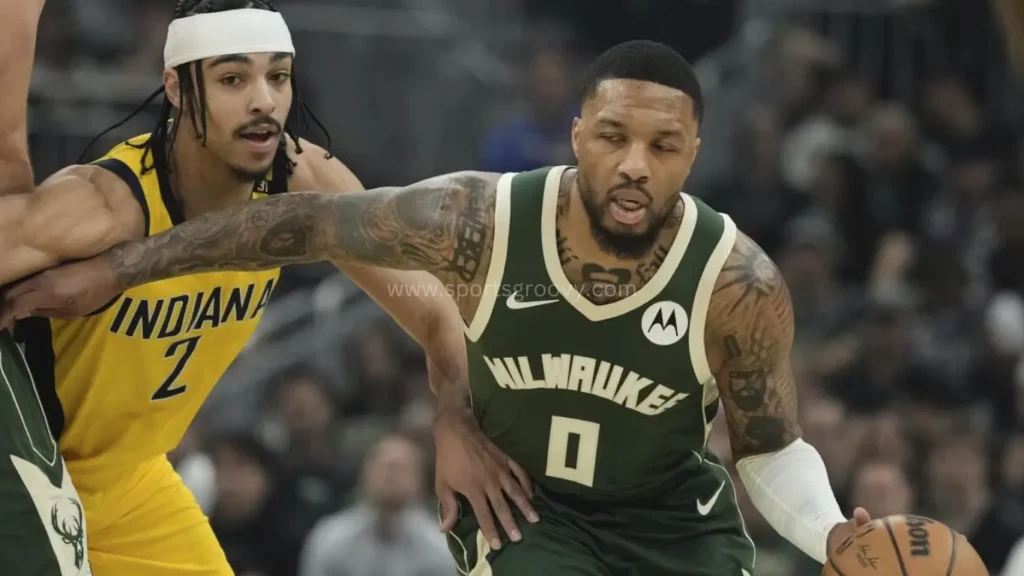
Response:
[28,1,1024,576]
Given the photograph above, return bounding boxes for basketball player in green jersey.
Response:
[6,41,871,574]
[0,1,94,574]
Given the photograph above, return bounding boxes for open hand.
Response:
[0,255,120,329]
[433,406,539,551]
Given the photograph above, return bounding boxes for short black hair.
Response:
[580,40,704,122]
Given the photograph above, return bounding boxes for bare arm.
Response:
[103,170,499,300]
[0,0,45,195]
[706,232,801,460]
[0,164,143,284]
[289,141,470,398]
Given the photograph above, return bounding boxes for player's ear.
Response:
[571,117,582,159]
[163,69,181,109]
[691,137,701,165]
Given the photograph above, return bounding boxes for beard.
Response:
[230,163,274,183]
[578,172,675,259]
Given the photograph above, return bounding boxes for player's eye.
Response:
[220,75,242,86]
[652,141,677,152]
[270,72,291,83]
[600,133,625,143]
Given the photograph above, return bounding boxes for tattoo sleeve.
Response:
[709,233,801,459]
[102,171,498,290]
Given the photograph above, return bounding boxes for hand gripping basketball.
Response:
[823,515,990,576]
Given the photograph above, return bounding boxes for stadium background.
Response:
[26,0,1024,574]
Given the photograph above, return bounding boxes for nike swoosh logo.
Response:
[505,293,559,310]
[696,481,726,516]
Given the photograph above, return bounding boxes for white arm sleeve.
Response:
[735,438,847,564]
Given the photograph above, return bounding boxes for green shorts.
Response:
[445,463,755,576]
[0,329,92,575]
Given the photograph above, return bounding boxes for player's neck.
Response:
[560,176,664,268]
[168,136,258,221]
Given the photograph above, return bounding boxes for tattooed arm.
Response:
[707,232,800,459]
[103,171,499,303]
[706,232,853,565]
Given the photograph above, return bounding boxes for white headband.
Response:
[163,9,295,70]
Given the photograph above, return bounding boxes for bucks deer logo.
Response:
[50,497,85,570]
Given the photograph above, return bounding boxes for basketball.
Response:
[821,515,989,576]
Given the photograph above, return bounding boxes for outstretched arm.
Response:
[103,171,499,292]
[708,232,857,564]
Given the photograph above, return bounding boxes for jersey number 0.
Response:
[151,336,202,401]
[545,416,600,487]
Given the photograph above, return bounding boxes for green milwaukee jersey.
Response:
[0,328,90,575]
[465,166,737,502]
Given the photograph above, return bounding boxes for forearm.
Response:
[736,439,845,564]
[103,170,493,292]
[341,264,471,406]
[0,0,44,196]
[103,191,399,288]
[425,310,471,413]
[0,194,52,283]
[0,132,33,196]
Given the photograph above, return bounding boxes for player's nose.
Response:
[249,80,277,116]
[617,141,651,182]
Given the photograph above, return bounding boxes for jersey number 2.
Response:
[545,416,600,487]
[152,336,201,401]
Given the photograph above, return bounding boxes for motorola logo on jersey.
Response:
[642,301,688,346]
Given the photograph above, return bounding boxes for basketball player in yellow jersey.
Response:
[0,1,497,575]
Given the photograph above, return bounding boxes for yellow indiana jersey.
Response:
[17,133,287,488]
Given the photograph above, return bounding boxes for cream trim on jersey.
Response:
[0,346,58,467]
[689,215,738,386]
[464,172,514,342]
[469,530,494,575]
[541,166,699,322]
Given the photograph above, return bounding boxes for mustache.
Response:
[234,117,283,137]
[609,180,651,201]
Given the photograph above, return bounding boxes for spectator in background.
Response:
[849,461,914,518]
[299,431,452,576]
[479,44,577,172]
[925,435,1023,572]
[705,104,805,256]
[262,368,354,518]
[169,424,216,516]
[209,434,317,576]
[828,295,928,413]
[777,210,861,376]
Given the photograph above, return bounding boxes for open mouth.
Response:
[240,130,277,143]
[609,190,649,225]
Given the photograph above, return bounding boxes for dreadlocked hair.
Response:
[79,0,332,176]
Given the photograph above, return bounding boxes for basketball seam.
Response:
[945,528,959,576]
[883,518,910,576]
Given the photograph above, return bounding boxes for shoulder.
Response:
[707,230,792,341]
[284,135,362,193]
[92,133,154,170]
[41,163,140,210]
